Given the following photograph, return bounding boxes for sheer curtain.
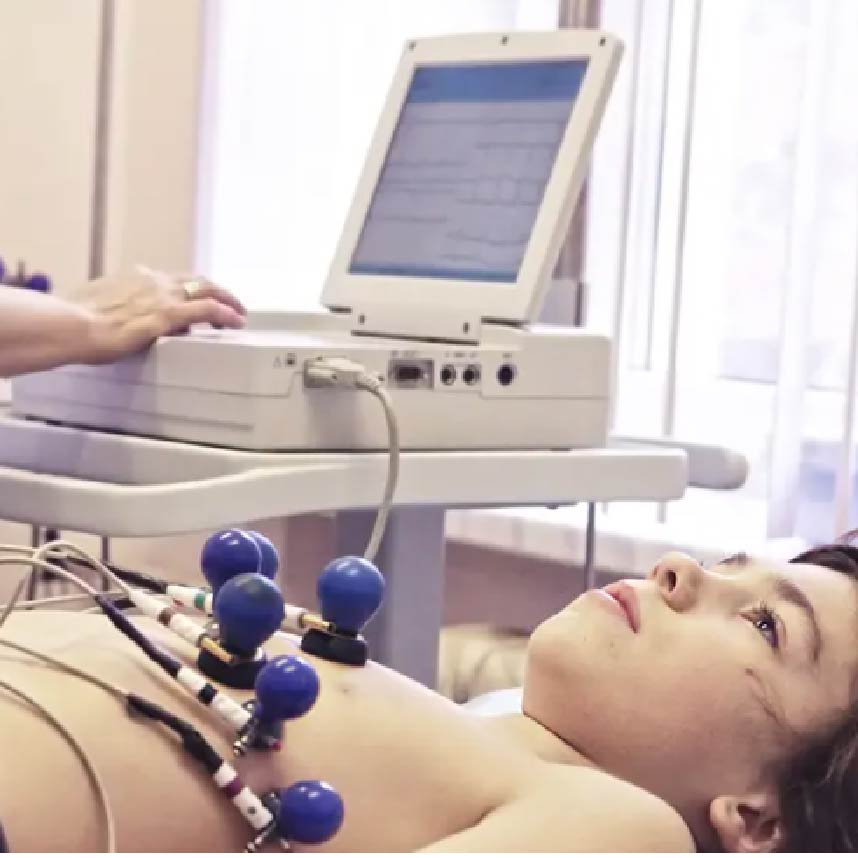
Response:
[585,0,858,554]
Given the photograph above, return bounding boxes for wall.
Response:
[0,0,211,594]
[0,0,101,288]
[101,0,204,275]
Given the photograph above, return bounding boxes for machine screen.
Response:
[349,59,588,284]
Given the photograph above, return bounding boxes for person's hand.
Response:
[68,265,247,364]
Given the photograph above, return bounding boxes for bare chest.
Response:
[0,616,526,852]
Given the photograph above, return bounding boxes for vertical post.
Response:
[657,0,702,522]
[603,0,644,523]
[335,507,446,688]
[100,536,112,569]
[26,525,41,601]
[546,0,603,326]
[609,0,645,403]
[640,0,676,372]
[89,0,115,281]
[766,2,832,537]
[584,502,597,591]
[833,179,858,538]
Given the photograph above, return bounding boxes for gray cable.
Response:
[0,575,29,629]
[0,590,125,614]
[0,557,99,616]
[0,543,117,594]
[358,377,400,562]
[35,541,128,597]
[0,676,117,852]
[0,558,98,632]
[0,636,127,697]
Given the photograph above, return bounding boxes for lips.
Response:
[601,582,640,632]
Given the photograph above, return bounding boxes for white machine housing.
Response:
[13,31,622,452]
[13,314,610,451]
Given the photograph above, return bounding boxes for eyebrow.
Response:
[772,575,822,664]
[716,554,823,663]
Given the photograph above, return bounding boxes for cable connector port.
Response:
[303,357,379,390]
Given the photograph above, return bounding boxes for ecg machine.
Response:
[11,31,623,452]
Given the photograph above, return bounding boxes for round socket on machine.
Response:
[461,365,481,386]
[496,363,516,386]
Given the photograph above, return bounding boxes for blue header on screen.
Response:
[406,60,588,104]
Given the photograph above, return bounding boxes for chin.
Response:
[527,610,578,666]
[531,595,630,657]
[525,611,606,699]
[525,610,646,722]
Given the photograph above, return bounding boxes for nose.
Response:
[648,551,704,612]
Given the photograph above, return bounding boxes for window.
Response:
[588,0,858,549]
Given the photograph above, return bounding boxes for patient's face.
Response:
[524,552,858,825]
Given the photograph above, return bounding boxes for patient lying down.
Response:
[0,544,856,852]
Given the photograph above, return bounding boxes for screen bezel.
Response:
[321,30,622,326]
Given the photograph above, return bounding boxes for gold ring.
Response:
[181,278,205,300]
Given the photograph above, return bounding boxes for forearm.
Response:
[0,289,94,377]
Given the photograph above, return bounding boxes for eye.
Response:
[748,602,781,649]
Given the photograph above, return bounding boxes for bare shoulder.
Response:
[421,762,695,852]
[531,763,695,852]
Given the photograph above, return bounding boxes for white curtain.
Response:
[591,0,858,550]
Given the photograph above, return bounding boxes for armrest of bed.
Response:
[610,436,749,491]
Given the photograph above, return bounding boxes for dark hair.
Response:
[775,541,858,850]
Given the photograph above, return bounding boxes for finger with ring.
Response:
[181,278,206,300]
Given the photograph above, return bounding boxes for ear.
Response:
[709,793,784,852]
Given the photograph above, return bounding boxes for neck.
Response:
[491,711,596,768]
